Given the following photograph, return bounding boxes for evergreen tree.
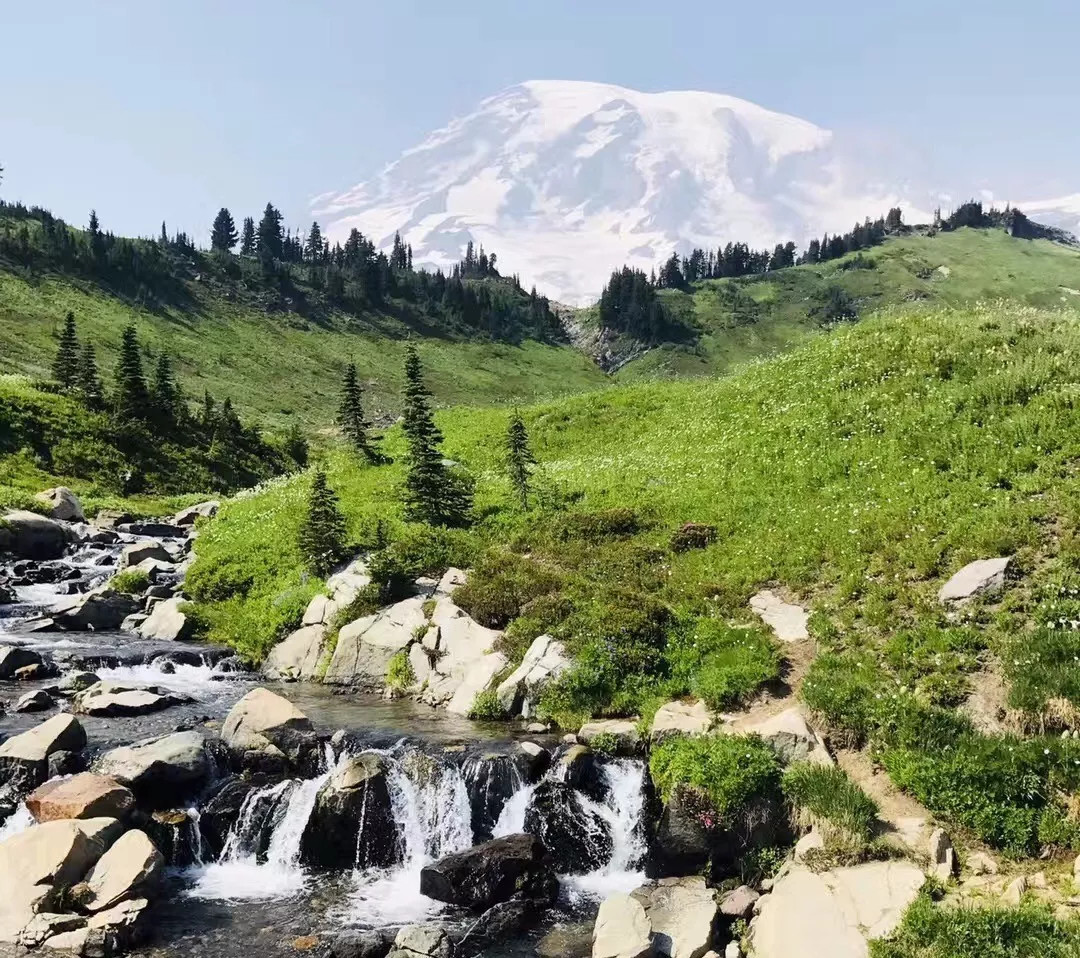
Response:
[52,311,80,390]
[338,362,379,462]
[88,210,104,263]
[77,342,103,408]
[401,345,472,526]
[304,221,323,262]
[256,203,283,260]
[150,353,178,424]
[113,325,148,421]
[505,409,536,509]
[240,217,256,255]
[210,207,238,252]
[297,469,347,575]
[284,422,309,469]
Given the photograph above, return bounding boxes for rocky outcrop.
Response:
[95,731,210,804]
[137,596,194,641]
[633,876,718,958]
[221,687,317,770]
[750,861,925,958]
[732,708,832,766]
[651,701,713,742]
[0,644,44,679]
[579,719,641,754]
[14,689,53,712]
[324,596,428,688]
[0,714,87,791]
[263,625,326,681]
[0,510,76,560]
[938,557,1011,605]
[72,681,186,717]
[928,827,955,881]
[70,829,164,912]
[421,599,506,714]
[524,781,613,874]
[419,833,557,911]
[749,590,809,642]
[495,634,570,717]
[52,587,140,631]
[593,893,653,958]
[172,500,220,528]
[302,753,397,869]
[119,541,175,569]
[27,774,134,824]
[34,487,85,523]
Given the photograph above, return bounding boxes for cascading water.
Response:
[0,803,34,842]
[96,656,235,701]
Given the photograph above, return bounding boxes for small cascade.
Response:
[0,803,34,842]
[96,656,228,700]
[492,781,536,837]
[461,752,524,840]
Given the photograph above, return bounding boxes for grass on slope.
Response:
[0,270,608,430]
[617,228,1080,380]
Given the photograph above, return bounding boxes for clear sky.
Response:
[2,0,1076,243]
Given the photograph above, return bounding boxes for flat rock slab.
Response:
[751,861,924,958]
[650,700,713,742]
[749,590,809,642]
[27,773,134,823]
[938,557,1010,605]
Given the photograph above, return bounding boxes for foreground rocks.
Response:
[27,774,135,824]
[221,687,317,771]
[137,597,194,642]
[0,510,76,560]
[593,893,653,958]
[632,877,719,958]
[938,556,1011,605]
[34,487,85,523]
[95,731,211,806]
[72,681,187,718]
[0,714,87,791]
[495,634,571,718]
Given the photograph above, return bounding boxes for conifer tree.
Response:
[298,469,347,575]
[304,221,323,263]
[114,325,148,421]
[77,342,103,408]
[240,217,256,256]
[150,353,178,424]
[257,203,283,260]
[210,207,238,252]
[338,362,379,462]
[505,409,536,509]
[284,422,309,469]
[401,345,472,526]
[52,311,80,390]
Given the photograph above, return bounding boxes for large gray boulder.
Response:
[70,829,163,913]
[72,681,185,718]
[119,541,174,569]
[0,714,87,790]
[324,595,427,687]
[0,510,76,560]
[633,876,718,958]
[26,774,134,824]
[938,557,1011,605]
[0,644,44,679]
[221,687,317,768]
[593,893,653,958]
[34,487,85,523]
[496,634,571,717]
[387,924,452,958]
[263,625,326,681]
[650,701,713,743]
[420,599,505,712]
[52,587,140,631]
[137,596,194,642]
[95,731,210,803]
[730,708,832,766]
[173,500,220,528]
[525,781,613,875]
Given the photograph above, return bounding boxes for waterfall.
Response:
[492,782,536,837]
[0,803,34,842]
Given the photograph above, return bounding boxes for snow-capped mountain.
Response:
[311,81,924,304]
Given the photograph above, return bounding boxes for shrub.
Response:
[589,731,619,755]
[670,522,717,553]
[782,762,879,847]
[883,623,983,707]
[110,568,150,595]
[467,688,503,720]
[556,507,642,543]
[665,618,779,711]
[386,650,415,693]
[453,549,564,628]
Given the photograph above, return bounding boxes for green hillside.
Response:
[604,228,1080,379]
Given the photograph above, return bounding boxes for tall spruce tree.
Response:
[505,410,536,509]
[114,325,148,421]
[52,311,80,390]
[338,362,379,462]
[210,207,238,252]
[304,221,323,263]
[240,217,256,255]
[284,422,309,469]
[401,345,472,526]
[256,203,283,260]
[150,353,178,424]
[298,469,347,575]
[77,343,103,408]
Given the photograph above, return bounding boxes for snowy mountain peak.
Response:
[314,80,917,305]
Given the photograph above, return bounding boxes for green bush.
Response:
[555,507,643,543]
[801,651,884,744]
[386,650,415,692]
[454,549,564,628]
[110,568,151,595]
[883,624,983,707]
[782,762,879,844]
[467,688,503,720]
[589,731,620,755]
[666,618,779,711]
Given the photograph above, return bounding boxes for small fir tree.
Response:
[150,353,178,424]
[52,311,80,390]
[77,342,103,408]
[113,325,148,421]
[239,217,256,256]
[338,362,379,462]
[284,422,309,469]
[401,345,472,526]
[298,469,347,575]
[505,409,536,509]
[210,207,238,252]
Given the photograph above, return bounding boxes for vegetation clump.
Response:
[109,568,151,595]
[782,762,879,852]
[297,469,347,576]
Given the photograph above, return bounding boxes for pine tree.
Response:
[77,343,103,408]
[114,325,148,421]
[338,362,379,462]
[210,207,238,252]
[257,203,283,260]
[401,345,472,526]
[505,409,536,509]
[297,469,347,575]
[88,210,104,263]
[240,217,256,255]
[284,422,309,469]
[304,221,323,262]
[150,353,178,424]
[52,311,80,389]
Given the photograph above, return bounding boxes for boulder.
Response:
[95,731,209,803]
[129,556,176,580]
[26,774,134,823]
[653,784,715,877]
[14,689,53,713]
[0,645,43,679]
[939,557,1011,605]
[263,625,326,681]
[524,781,613,874]
[495,634,571,717]
[137,596,194,641]
[173,500,220,528]
[301,594,331,627]
[593,893,653,958]
[198,777,253,858]
[91,510,134,531]
[49,750,89,779]
[734,708,832,766]
[928,827,955,881]
[447,649,508,716]
[0,510,76,560]
[419,832,557,911]
[55,671,101,695]
[325,557,372,607]
[70,829,163,912]
[52,588,140,631]
[325,596,428,688]
[34,487,85,523]
[302,753,397,869]
[749,590,809,642]
[0,714,86,790]
[579,719,641,755]
[435,567,468,597]
[119,541,174,569]
[750,861,925,958]
[719,885,759,921]
[967,851,998,876]
[421,600,504,709]
[651,701,713,742]
[72,681,184,717]
[118,522,186,539]
[1001,875,1026,905]
[634,876,718,958]
[221,687,317,768]
[409,642,432,687]
[557,744,606,800]
[388,924,452,958]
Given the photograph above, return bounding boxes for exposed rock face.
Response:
[221,688,317,769]
[0,510,76,559]
[95,731,210,804]
[928,827,955,881]
[733,708,832,766]
[938,557,1011,605]
[750,861,925,958]
[53,588,140,631]
[496,634,571,717]
[749,590,809,642]
[633,876,718,958]
[418,833,558,912]
[198,778,253,858]
[302,753,397,870]
[70,830,164,913]
[578,719,641,754]
[172,500,220,528]
[0,645,44,679]
[592,893,653,958]
[0,713,87,790]
[719,885,759,920]
[524,781,613,874]
[34,487,85,522]
[421,599,506,713]
[26,774,134,824]
[263,624,326,681]
[119,541,175,569]
[137,596,194,642]
[325,596,428,688]
[651,701,713,742]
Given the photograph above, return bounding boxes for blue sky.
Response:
[2,0,1076,242]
